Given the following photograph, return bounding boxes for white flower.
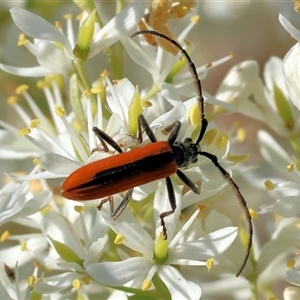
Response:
[0,3,145,76]
[258,130,300,217]
[86,183,238,299]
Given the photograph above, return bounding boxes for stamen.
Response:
[142,279,152,291]
[27,275,35,288]
[72,279,81,290]
[287,259,295,269]
[190,15,200,25]
[18,128,31,136]
[206,258,214,271]
[264,180,275,191]
[20,241,27,251]
[17,33,29,46]
[15,84,29,94]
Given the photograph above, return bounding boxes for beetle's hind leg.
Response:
[97,189,133,220]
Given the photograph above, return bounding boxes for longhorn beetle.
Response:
[61,30,253,277]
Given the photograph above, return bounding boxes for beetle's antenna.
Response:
[131,30,253,277]
[131,30,208,145]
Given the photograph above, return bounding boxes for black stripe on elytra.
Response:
[72,150,175,190]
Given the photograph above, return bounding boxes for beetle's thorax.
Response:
[171,138,200,168]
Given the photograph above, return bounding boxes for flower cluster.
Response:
[1,1,300,299]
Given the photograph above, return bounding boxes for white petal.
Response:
[153,181,181,240]
[90,0,145,57]
[35,40,74,74]
[0,63,52,77]
[159,266,201,300]
[279,13,300,42]
[42,211,86,258]
[86,257,153,286]
[10,7,72,54]
[170,227,238,261]
[283,43,300,110]
[84,237,107,267]
[101,196,154,257]
[40,152,82,174]
[6,171,66,181]
[284,286,300,299]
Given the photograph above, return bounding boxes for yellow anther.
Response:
[30,119,40,129]
[90,87,102,94]
[197,204,207,211]
[203,128,217,147]
[141,100,152,107]
[206,62,213,68]
[206,258,214,271]
[55,106,66,117]
[287,259,295,269]
[215,132,228,149]
[142,279,152,291]
[72,279,81,290]
[63,13,72,20]
[101,69,110,77]
[18,128,31,136]
[36,80,47,89]
[114,233,126,245]
[32,158,40,166]
[189,103,201,127]
[33,261,41,269]
[226,153,249,163]
[20,241,27,251]
[15,84,29,95]
[72,121,82,132]
[76,11,84,21]
[264,180,275,190]
[17,33,29,46]
[7,96,18,106]
[237,127,246,142]
[190,15,200,24]
[0,230,10,242]
[287,163,294,172]
[55,21,62,29]
[229,51,235,59]
[82,90,90,96]
[74,205,84,213]
[249,208,258,220]
[28,275,35,287]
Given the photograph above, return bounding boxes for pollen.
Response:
[287,259,295,269]
[142,279,152,291]
[206,62,213,68]
[190,15,200,24]
[30,119,40,129]
[7,96,18,106]
[15,84,29,95]
[28,275,35,287]
[20,241,27,251]
[206,258,214,271]
[114,233,126,244]
[264,180,275,191]
[0,230,10,242]
[17,33,29,46]
[74,205,84,213]
[229,51,235,59]
[18,128,31,136]
[72,279,81,290]
[55,106,66,117]
[287,163,294,172]
[215,132,228,149]
[249,208,258,220]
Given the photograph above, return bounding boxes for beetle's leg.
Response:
[176,169,200,194]
[97,189,133,220]
[166,121,181,145]
[159,177,176,239]
[92,127,123,154]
